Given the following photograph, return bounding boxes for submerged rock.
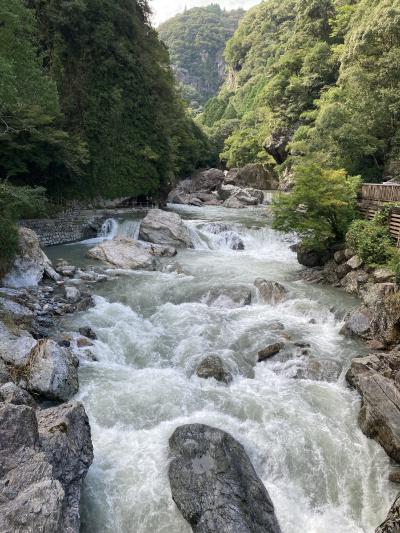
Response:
[202,286,252,308]
[346,350,400,463]
[258,342,285,362]
[196,355,232,384]
[254,279,288,305]
[168,424,281,533]
[139,209,192,248]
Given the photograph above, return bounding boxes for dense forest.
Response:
[199,0,400,183]
[158,5,244,114]
[0,0,209,201]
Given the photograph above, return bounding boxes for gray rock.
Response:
[139,209,192,248]
[373,268,395,283]
[342,308,372,338]
[37,402,93,533]
[87,238,167,270]
[254,279,288,305]
[258,342,285,362]
[203,223,245,250]
[223,196,244,209]
[377,494,400,533]
[0,401,93,533]
[79,327,97,340]
[346,255,363,270]
[20,339,79,401]
[65,286,81,303]
[196,356,232,384]
[225,163,278,190]
[334,250,346,264]
[346,350,400,463]
[56,265,77,278]
[203,286,252,308]
[0,382,36,407]
[0,359,11,386]
[297,246,331,268]
[2,228,52,288]
[0,322,37,367]
[168,424,281,533]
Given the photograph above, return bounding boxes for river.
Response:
[47,204,396,533]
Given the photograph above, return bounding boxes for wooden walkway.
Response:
[359,183,400,243]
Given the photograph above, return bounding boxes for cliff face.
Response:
[158,5,244,113]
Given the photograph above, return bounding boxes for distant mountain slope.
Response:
[158,4,244,113]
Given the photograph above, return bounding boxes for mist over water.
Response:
[56,205,395,532]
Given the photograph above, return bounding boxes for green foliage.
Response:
[0,181,47,275]
[158,5,244,111]
[0,0,87,190]
[272,163,360,248]
[390,251,400,285]
[346,218,394,265]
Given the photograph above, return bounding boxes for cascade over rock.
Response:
[168,424,281,533]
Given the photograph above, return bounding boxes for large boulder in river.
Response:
[168,424,281,533]
[139,209,193,248]
[0,401,92,533]
[2,228,58,288]
[297,245,332,268]
[202,286,252,308]
[190,168,225,193]
[87,237,176,269]
[222,187,264,208]
[346,350,400,463]
[196,355,232,384]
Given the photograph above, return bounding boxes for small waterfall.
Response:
[118,220,141,240]
[99,218,119,240]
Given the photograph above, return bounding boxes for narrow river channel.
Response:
[47,204,397,533]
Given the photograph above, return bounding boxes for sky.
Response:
[149,0,261,27]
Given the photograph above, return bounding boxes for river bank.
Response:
[1,203,399,532]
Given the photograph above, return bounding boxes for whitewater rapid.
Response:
[52,205,396,533]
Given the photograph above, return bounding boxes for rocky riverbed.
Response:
[2,204,400,532]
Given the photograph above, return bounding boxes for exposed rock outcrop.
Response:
[346,350,400,463]
[258,342,285,362]
[0,401,92,533]
[224,163,278,190]
[168,424,281,533]
[2,228,55,289]
[377,494,400,533]
[196,355,232,384]
[139,209,193,248]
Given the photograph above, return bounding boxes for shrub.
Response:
[346,216,394,265]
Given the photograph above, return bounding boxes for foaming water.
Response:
[59,205,396,532]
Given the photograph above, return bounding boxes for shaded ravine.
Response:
[51,205,397,533]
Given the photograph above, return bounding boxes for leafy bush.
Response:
[346,215,394,265]
[272,163,360,249]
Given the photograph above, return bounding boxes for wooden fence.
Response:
[359,183,400,244]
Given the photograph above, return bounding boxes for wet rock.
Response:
[19,339,79,401]
[79,327,97,340]
[341,307,372,338]
[55,264,77,278]
[37,402,93,533]
[65,286,81,303]
[297,246,331,268]
[203,223,245,250]
[346,350,400,463]
[76,337,93,348]
[0,382,36,407]
[159,261,186,275]
[293,358,341,382]
[196,355,232,384]
[346,255,363,270]
[389,470,400,483]
[258,342,285,362]
[2,228,52,288]
[87,238,160,270]
[377,495,400,533]
[139,209,192,248]
[202,286,252,308]
[254,278,288,305]
[223,195,244,209]
[168,424,281,533]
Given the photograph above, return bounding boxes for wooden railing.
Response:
[360,183,400,203]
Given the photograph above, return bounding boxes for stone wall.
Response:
[20,208,146,247]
